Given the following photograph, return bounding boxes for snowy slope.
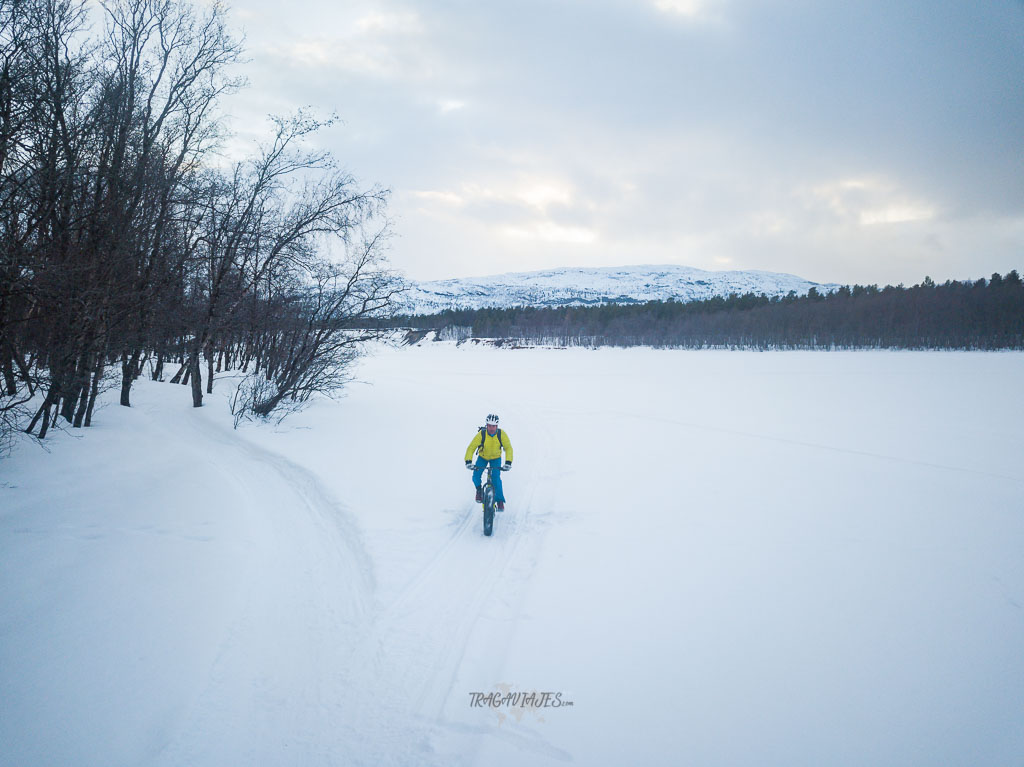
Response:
[3,347,1024,766]
[400,264,840,314]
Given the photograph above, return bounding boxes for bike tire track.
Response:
[149,406,378,766]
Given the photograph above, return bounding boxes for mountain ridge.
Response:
[399,264,840,315]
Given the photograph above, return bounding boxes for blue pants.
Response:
[473,457,506,503]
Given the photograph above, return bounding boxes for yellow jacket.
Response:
[465,428,513,463]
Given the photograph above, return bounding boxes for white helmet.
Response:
[485,413,499,425]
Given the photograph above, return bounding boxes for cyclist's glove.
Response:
[465,461,473,469]
[503,462,512,471]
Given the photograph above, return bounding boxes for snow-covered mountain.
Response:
[400,264,839,315]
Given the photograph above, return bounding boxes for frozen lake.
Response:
[3,345,1023,765]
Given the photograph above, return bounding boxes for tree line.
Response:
[1,0,401,451]
[400,272,1024,350]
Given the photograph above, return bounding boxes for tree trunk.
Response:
[206,347,214,394]
[26,400,46,435]
[72,355,91,427]
[31,380,61,438]
[120,352,133,406]
[61,357,85,423]
[120,348,142,406]
[37,400,53,438]
[252,389,285,417]
[1,344,16,395]
[169,361,187,384]
[84,354,105,427]
[189,349,203,407]
[11,348,35,394]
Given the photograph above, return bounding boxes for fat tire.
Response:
[483,485,495,536]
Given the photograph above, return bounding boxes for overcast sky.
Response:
[218,0,1024,285]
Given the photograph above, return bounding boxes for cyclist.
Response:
[465,413,513,511]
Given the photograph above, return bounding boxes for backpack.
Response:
[478,426,503,453]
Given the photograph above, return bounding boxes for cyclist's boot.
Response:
[475,486,483,503]
[497,502,505,512]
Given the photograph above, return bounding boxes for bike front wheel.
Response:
[482,485,495,536]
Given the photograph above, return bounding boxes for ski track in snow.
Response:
[144,388,561,766]
[148,404,375,765]
[322,415,562,766]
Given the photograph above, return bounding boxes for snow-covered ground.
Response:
[2,345,1023,766]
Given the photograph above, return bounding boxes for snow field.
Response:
[2,345,1023,765]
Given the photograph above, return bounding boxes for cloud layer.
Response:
[223,0,1024,285]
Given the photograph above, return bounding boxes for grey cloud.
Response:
[220,0,1023,284]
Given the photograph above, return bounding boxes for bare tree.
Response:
[8,0,98,440]
[231,228,403,424]
[184,111,387,408]
[1,0,401,451]
[93,0,243,408]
